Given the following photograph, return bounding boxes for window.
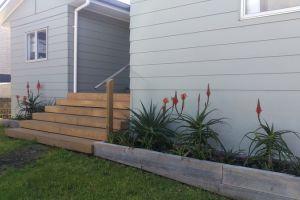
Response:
[26,28,47,61]
[242,0,300,19]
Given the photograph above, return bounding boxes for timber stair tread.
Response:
[67,93,130,102]
[5,128,95,154]
[45,106,129,119]
[20,120,107,141]
[56,99,129,109]
[32,112,124,129]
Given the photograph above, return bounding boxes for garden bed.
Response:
[94,142,300,200]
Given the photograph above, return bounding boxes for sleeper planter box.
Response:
[94,142,300,200]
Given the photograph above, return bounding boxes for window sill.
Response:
[25,58,48,63]
[240,6,300,20]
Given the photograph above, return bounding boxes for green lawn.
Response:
[0,127,228,200]
[0,126,32,155]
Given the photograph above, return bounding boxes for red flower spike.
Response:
[37,80,41,92]
[206,84,211,98]
[26,82,30,89]
[256,99,262,117]
[163,98,169,105]
[181,93,187,101]
[16,95,20,100]
[172,92,179,106]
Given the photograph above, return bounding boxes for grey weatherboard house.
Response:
[0,0,130,114]
[2,0,300,158]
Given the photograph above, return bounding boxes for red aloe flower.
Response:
[197,94,201,115]
[23,96,27,102]
[172,92,179,106]
[181,93,187,101]
[256,99,262,117]
[206,84,211,98]
[26,82,30,96]
[37,80,41,93]
[163,98,169,105]
[16,95,20,100]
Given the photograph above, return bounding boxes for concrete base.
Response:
[0,119,19,128]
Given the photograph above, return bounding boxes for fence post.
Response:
[106,79,114,136]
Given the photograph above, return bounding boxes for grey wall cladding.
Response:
[75,10,130,93]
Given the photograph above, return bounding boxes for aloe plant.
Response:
[177,85,226,160]
[241,99,300,170]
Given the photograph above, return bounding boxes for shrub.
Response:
[15,81,48,119]
[241,99,300,170]
[175,85,226,160]
[109,101,177,151]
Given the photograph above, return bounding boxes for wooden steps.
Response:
[20,120,107,141]
[56,99,129,109]
[5,128,95,154]
[5,92,130,154]
[32,113,123,129]
[45,106,129,119]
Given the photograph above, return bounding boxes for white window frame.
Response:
[25,27,48,62]
[241,0,300,20]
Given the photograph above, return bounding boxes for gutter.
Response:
[73,0,90,93]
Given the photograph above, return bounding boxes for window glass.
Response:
[246,0,300,15]
[27,32,36,60]
[37,30,47,59]
[26,29,47,61]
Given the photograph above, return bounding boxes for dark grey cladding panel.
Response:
[0,74,11,83]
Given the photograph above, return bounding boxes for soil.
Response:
[0,144,49,173]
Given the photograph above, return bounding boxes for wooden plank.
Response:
[222,164,300,199]
[67,93,130,102]
[106,79,114,134]
[32,113,123,130]
[20,120,107,141]
[94,142,222,193]
[45,106,129,119]
[5,128,95,154]
[56,99,129,110]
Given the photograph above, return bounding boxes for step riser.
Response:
[32,113,123,129]
[67,93,130,102]
[5,128,94,154]
[45,106,129,119]
[20,121,107,141]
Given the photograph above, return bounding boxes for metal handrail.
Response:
[94,64,130,89]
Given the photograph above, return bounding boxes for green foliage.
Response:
[109,102,176,151]
[177,96,226,160]
[108,129,137,148]
[241,118,300,170]
[15,81,53,120]
[16,91,45,119]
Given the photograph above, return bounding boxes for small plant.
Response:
[125,102,176,151]
[16,81,46,119]
[241,99,300,170]
[108,129,137,148]
[176,84,226,160]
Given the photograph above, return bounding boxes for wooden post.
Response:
[106,79,114,135]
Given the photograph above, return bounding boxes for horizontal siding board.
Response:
[130,55,300,77]
[10,5,69,28]
[130,0,238,28]
[131,19,300,53]
[131,0,208,16]
[131,37,300,66]
[130,74,300,91]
